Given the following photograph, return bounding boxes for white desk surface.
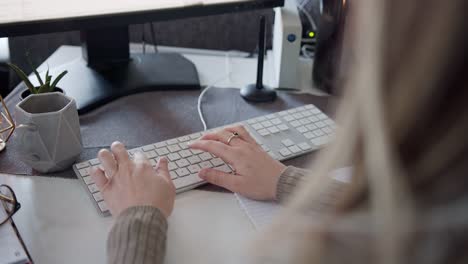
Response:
[0,174,256,264]
[1,46,324,263]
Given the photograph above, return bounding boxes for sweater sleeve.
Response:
[275,166,311,203]
[107,206,168,264]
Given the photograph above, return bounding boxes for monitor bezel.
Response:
[0,0,284,38]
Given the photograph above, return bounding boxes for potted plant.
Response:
[7,56,67,100]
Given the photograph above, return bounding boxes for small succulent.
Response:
[7,53,67,94]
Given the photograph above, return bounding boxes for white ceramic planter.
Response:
[14,92,82,173]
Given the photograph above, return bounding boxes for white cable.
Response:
[197,52,235,131]
[297,1,317,30]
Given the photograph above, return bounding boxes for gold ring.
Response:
[226,132,240,145]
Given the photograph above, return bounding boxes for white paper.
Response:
[235,167,353,230]
[0,207,29,264]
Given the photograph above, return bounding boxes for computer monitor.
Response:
[0,0,283,114]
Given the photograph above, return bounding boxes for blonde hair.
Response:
[253,0,468,263]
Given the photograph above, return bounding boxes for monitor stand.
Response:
[42,27,200,115]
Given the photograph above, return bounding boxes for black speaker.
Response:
[312,0,347,94]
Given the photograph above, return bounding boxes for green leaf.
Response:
[7,63,35,93]
[26,53,44,86]
[50,70,68,90]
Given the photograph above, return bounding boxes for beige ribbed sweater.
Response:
[107,166,308,264]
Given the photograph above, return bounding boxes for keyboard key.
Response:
[325,119,335,125]
[82,176,94,187]
[156,147,169,156]
[168,162,177,171]
[88,184,100,194]
[142,145,154,152]
[299,118,311,125]
[312,108,321,114]
[261,120,273,127]
[154,142,166,148]
[252,123,263,130]
[279,111,288,116]
[306,124,318,131]
[298,142,312,151]
[174,174,204,189]
[93,192,103,202]
[79,168,90,177]
[289,145,301,154]
[284,115,295,122]
[311,136,329,146]
[316,121,326,128]
[211,158,224,167]
[146,150,157,159]
[98,201,108,212]
[304,132,316,139]
[176,168,190,177]
[265,114,276,119]
[247,119,256,124]
[167,139,179,145]
[191,149,203,155]
[281,139,294,147]
[305,104,314,109]
[258,129,270,136]
[302,111,313,117]
[277,124,289,131]
[287,109,297,114]
[313,129,325,136]
[271,118,282,125]
[256,116,267,122]
[267,126,280,134]
[297,126,308,133]
[261,145,270,152]
[179,142,189,149]
[322,127,332,134]
[279,148,292,157]
[188,156,201,164]
[178,136,191,142]
[89,159,100,166]
[216,165,232,173]
[168,153,181,161]
[190,133,202,139]
[170,171,178,179]
[150,159,157,167]
[199,161,214,169]
[199,152,212,161]
[176,159,190,168]
[179,150,192,158]
[168,144,181,152]
[188,164,201,174]
[290,120,301,127]
[308,116,319,122]
[75,162,89,169]
[293,113,304,119]
[317,113,328,120]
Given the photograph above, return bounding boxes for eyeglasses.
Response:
[0,184,21,226]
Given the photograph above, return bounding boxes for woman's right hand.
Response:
[189,125,287,201]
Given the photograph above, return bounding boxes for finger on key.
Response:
[189,140,236,164]
[225,125,257,145]
[110,141,131,169]
[157,157,174,186]
[133,152,151,169]
[90,166,110,191]
[98,149,118,178]
[199,129,244,146]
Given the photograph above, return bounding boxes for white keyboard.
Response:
[73,104,336,216]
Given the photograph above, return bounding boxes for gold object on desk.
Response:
[0,95,15,152]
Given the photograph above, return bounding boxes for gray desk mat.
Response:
[1,86,330,178]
